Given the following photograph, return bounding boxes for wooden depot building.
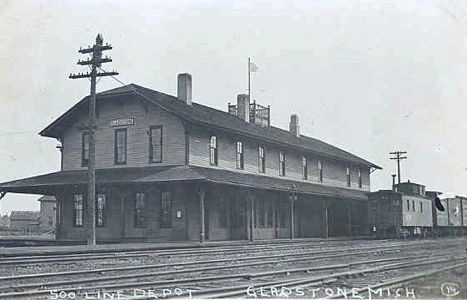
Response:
[0,74,381,243]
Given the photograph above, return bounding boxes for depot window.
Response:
[73,195,83,227]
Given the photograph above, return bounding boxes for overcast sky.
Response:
[0,0,466,214]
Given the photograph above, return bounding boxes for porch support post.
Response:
[120,192,126,241]
[348,201,352,237]
[245,194,250,241]
[290,199,295,240]
[249,190,254,242]
[288,186,297,240]
[54,194,62,239]
[324,200,329,238]
[275,199,279,238]
[199,186,206,243]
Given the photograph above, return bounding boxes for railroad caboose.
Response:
[369,181,433,238]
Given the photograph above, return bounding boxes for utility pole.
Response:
[389,151,407,185]
[69,34,118,246]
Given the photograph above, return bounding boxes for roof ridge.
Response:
[132,85,379,168]
[40,83,380,168]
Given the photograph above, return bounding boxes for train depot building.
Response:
[0,74,381,243]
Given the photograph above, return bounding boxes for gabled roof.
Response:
[0,165,368,200]
[40,84,381,169]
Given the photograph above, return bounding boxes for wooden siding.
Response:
[61,95,186,171]
[188,126,371,191]
[401,195,434,227]
[437,197,463,227]
[59,93,371,192]
[368,193,403,229]
[55,184,198,242]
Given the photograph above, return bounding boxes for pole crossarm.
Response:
[78,44,113,54]
[389,150,407,185]
[77,57,113,66]
[69,71,119,79]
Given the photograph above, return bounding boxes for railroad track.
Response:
[0,255,431,298]
[0,238,464,299]
[1,239,460,280]
[0,238,459,267]
[1,239,462,280]
[0,238,392,264]
[192,256,467,299]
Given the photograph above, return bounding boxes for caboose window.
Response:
[406,199,410,211]
[420,201,423,213]
[412,200,415,211]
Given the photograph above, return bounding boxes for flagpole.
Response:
[248,57,251,102]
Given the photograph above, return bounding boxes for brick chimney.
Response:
[289,114,299,137]
[177,73,192,105]
[237,94,250,122]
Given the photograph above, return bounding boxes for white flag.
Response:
[249,61,259,73]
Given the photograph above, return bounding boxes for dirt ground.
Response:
[392,266,466,299]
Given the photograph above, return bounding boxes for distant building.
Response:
[0,215,9,229]
[38,195,56,232]
[9,211,40,232]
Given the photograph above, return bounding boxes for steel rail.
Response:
[0,249,424,293]
[0,238,459,266]
[325,261,467,299]
[0,244,407,281]
[0,254,440,298]
[0,238,398,262]
[189,256,467,299]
